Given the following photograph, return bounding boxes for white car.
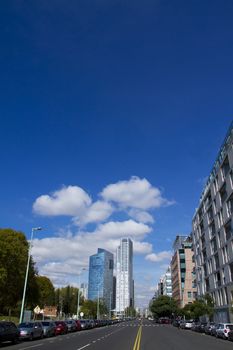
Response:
[180,320,193,329]
[215,323,233,339]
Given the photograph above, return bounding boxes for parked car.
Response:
[74,320,82,331]
[0,321,19,345]
[18,321,44,340]
[194,322,207,333]
[65,319,78,332]
[80,319,89,330]
[41,321,56,337]
[180,320,193,329]
[204,322,216,335]
[159,318,171,324]
[215,323,233,339]
[210,323,219,336]
[228,330,233,341]
[190,322,199,331]
[54,321,68,335]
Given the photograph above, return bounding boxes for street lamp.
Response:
[77,268,86,319]
[19,227,42,324]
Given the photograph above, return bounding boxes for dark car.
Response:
[228,330,233,341]
[0,321,19,345]
[204,322,216,335]
[195,322,207,333]
[41,321,56,337]
[54,321,68,335]
[65,320,77,332]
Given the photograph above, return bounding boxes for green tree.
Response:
[55,286,80,316]
[125,306,137,317]
[182,294,214,320]
[0,228,38,315]
[36,276,55,308]
[150,296,178,318]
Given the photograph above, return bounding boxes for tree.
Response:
[182,294,215,320]
[55,286,80,316]
[125,306,137,318]
[0,228,38,315]
[36,276,55,308]
[150,296,178,318]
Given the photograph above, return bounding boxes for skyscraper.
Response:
[88,248,113,309]
[115,238,134,316]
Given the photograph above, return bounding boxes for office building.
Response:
[192,122,233,322]
[115,238,134,316]
[171,235,197,308]
[88,248,113,309]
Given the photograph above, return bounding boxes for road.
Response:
[2,319,233,350]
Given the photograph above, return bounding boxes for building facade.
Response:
[171,235,197,308]
[162,266,172,297]
[88,248,113,310]
[115,238,134,316]
[192,122,233,323]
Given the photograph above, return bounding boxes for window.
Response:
[207,206,214,224]
[213,176,219,195]
[218,210,223,228]
[187,291,192,298]
[219,183,227,204]
[225,220,232,241]
[221,156,230,180]
[209,222,216,239]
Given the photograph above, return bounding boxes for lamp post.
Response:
[97,286,100,320]
[19,227,42,324]
[109,292,112,319]
[77,268,86,319]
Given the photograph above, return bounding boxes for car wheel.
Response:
[40,332,44,339]
[29,333,34,341]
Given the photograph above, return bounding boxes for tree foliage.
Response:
[181,294,215,320]
[150,296,178,318]
[80,299,108,319]
[0,228,38,315]
[55,286,80,316]
[36,276,55,308]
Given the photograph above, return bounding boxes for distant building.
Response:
[162,266,172,297]
[88,248,113,309]
[157,279,164,296]
[80,283,88,300]
[115,238,134,316]
[192,122,233,323]
[171,235,197,308]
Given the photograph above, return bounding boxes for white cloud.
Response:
[101,176,173,210]
[73,201,114,226]
[33,186,91,216]
[128,209,154,223]
[145,251,172,263]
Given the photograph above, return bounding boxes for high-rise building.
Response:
[88,248,113,309]
[162,266,172,297]
[171,235,197,308]
[80,283,88,300]
[115,238,134,316]
[192,122,233,323]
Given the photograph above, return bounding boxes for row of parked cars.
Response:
[173,319,233,340]
[0,318,120,345]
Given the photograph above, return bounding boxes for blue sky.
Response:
[0,1,232,309]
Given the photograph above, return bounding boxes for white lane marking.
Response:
[19,344,43,350]
[77,344,90,350]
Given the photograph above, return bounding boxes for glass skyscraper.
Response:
[88,248,114,309]
[116,238,134,316]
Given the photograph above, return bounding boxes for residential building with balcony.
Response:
[192,122,233,323]
[171,235,197,308]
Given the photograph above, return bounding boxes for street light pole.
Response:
[109,292,112,319]
[97,287,100,320]
[19,227,42,324]
[77,268,86,319]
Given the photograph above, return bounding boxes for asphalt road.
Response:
[2,319,233,350]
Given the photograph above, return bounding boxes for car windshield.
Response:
[42,322,51,326]
[227,325,233,330]
[19,323,33,328]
